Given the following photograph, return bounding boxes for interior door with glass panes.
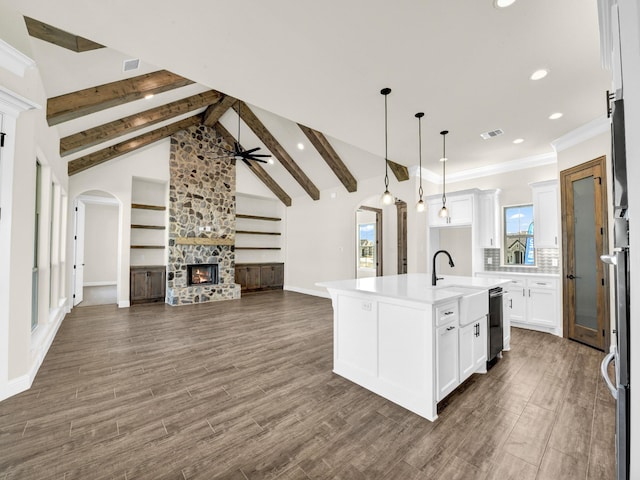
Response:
[561,157,609,351]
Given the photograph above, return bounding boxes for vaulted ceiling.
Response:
[3,0,611,204]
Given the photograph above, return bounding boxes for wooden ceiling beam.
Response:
[68,115,201,176]
[388,160,410,182]
[47,70,194,126]
[298,124,357,193]
[24,17,104,52]
[233,101,320,201]
[202,95,237,127]
[215,122,292,207]
[60,90,221,156]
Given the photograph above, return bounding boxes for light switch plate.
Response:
[552,258,558,267]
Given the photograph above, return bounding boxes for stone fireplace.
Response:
[166,124,241,305]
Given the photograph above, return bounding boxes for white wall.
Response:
[0,7,69,400]
[67,141,170,308]
[83,202,118,285]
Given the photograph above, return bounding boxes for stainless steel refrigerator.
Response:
[600,98,630,480]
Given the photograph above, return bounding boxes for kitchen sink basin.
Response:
[439,286,488,326]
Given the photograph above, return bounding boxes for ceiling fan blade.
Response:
[246,156,268,164]
[242,146,261,155]
[247,153,271,158]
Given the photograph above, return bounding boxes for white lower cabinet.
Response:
[459,317,487,383]
[485,274,559,334]
[436,318,459,401]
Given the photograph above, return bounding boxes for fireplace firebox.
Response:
[187,264,219,286]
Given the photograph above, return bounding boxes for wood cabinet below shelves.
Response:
[130,266,166,304]
[235,263,284,292]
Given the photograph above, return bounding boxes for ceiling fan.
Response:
[215,101,272,164]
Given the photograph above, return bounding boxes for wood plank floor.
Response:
[0,291,615,479]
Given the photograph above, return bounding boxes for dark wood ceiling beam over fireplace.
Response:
[60,90,222,156]
[67,115,202,176]
[215,122,292,207]
[233,101,320,201]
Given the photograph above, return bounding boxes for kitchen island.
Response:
[317,273,509,421]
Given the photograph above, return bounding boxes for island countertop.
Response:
[317,273,510,305]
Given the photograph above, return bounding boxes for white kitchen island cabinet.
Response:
[318,274,509,421]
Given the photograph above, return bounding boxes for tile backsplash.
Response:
[483,248,560,274]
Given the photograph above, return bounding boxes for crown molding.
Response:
[551,115,610,153]
[0,39,36,78]
[0,85,40,116]
[414,151,557,185]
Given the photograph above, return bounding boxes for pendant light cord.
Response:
[418,115,423,199]
[441,132,447,206]
[384,93,390,190]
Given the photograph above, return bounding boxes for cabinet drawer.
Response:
[529,279,557,289]
[435,302,458,326]
[506,279,525,288]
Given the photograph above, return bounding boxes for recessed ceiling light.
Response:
[267,158,275,165]
[144,94,154,100]
[549,112,563,120]
[297,142,305,150]
[513,138,524,144]
[494,0,516,8]
[530,69,548,80]
[440,157,448,163]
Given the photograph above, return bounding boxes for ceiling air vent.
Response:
[123,58,140,72]
[480,128,504,140]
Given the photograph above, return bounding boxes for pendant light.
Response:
[415,112,426,212]
[439,130,449,218]
[380,88,394,205]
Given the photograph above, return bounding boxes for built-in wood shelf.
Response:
[236,214,281,222]
[175,237,234,246]
[131,224,166,230]
[236,230,281,236]
[132,203,166,211]
[235,247,281,250]
[131,245,166,249]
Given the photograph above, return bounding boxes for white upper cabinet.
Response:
[427,193,473,227]
[478,190,500,248]
[531,180,559,248]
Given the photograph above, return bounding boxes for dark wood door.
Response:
[272,264,284,287]
[561,156,609,350]
[235,266,261,290]
[396,200,408,274]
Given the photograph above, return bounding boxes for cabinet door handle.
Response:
[528,289,531,297]
[446,326,456,331]
[510,299,513,309]
[555,236,558,245]
[522,288,525,297]
[490,238,493,246]
[444,311,454,316]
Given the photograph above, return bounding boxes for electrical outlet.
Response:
[362,302,372,312]
[487,258,493,265]
[552,258,558,267]
[205,226,212,232]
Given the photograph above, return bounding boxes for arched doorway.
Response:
[73,190,120,306]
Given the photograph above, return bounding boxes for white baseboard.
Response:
[83,281,117,287]
[1,306,66,402]
[0,374,31,402]
[118,300,130,308]
[283,285,331,299]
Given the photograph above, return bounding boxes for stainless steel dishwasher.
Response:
[487,287,504,367]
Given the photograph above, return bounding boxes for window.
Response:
[504,204,535,266]
[358,223,376,269]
